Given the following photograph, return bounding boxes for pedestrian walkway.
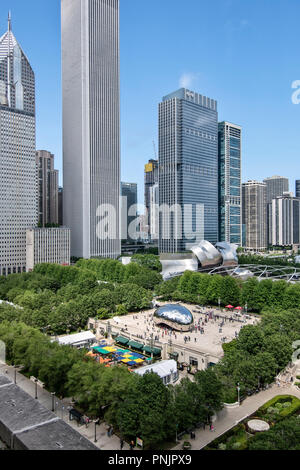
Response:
[174,384,300,450]
[0,363,129,451]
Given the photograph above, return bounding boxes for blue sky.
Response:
[1,0,300,204]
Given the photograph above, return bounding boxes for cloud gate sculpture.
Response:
[154,304,194,332]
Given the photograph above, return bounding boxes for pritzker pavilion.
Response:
[160,241,300,283]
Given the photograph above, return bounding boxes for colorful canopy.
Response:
[235,306,243,310]
[225,305,234,309]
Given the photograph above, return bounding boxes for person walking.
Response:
[130,440,135,450]
[120,439,124,450]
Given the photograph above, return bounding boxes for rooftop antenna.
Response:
[8,11,11,32]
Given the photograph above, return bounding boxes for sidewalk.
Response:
[174,384,300,450]
[0,363,129,451]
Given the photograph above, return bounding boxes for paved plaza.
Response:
[100,303,259,365]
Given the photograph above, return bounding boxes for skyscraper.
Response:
[242,181,267,251]
[0,16,37,276]
[218,122,242,245]
[121,182,138,242]
[61,0,120,259]
[36,150,59,226]
[263,176,289,245]
[263,176,289,204]
[271,193,300,246]
[296,180,300,198]
[144,159,158,242]
[159,88,218,253]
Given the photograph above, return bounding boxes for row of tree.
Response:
[157,271,300,312]
[76,257,162,290]
[238,253,300,268]
[0,271,153,335]
[0,320,223,449]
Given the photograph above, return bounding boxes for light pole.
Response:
[237,383,241,405]
[51,392,56,412]
[93,419,99,443]
[218,298,221,310]
[35,378,38,400]
[14,365,17,384]
[245,303,248,315]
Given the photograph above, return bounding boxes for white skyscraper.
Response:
[61,0,121,259]
[0,16,37,276]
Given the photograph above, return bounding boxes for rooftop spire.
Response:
[8,11,11,32]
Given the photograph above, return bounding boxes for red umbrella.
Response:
[225,305,234,309]
[235,306,243,310]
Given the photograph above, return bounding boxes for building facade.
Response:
[218,122,242,245]
[36,150,59,226]
[58,187,63,226]
[263,176,289,245]
[263,176,289,204]
[296,180,300,198]
[159,88,218,253]
[144,159,159,241]
[242,181,267,250]
[62,0,120,259]
[0,18,37,276]
[121,182,138,242]
[271,193,300,246]
[149,183,159,241]
[26,227,71,272]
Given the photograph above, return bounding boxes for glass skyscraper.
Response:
[62,0,120,259]
[218,122,242,245]
[0,17,37,275]
[121,182,138,242]
[296,180,300,198]
[159,88,218,253]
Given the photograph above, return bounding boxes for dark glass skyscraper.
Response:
[296,180,300,198]
[121,182,138,242]
[159,88,218,253]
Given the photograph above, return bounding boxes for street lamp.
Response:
[218,298,221,310]
[34,378,38,400]
[93,419,99,443]
[237,383,241,405]
[245,303,248,315]
[51,392,56,412]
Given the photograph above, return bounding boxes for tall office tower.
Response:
[263,176,289,244]
[36,150,59,226]
[58,187,63,226]
[242,181,267,251]
[218,122,242,245]
[159,88,218,253]
[149,183,159,241]
[62,0,120,259]
[263,176,289,204]
[121,182,138,242]
[0,17,37,276]
[296,180,300,198]
[271,193,300,246]
[144,159,158,241]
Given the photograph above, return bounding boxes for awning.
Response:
[128,341,144,351]
[170,351,179,358]
[93,347,111,355]
[115,336,129,345]
[144,346,162,356]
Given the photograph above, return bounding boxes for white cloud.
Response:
[179,72,199,89]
